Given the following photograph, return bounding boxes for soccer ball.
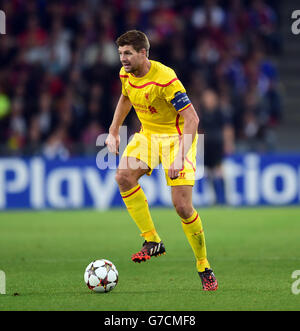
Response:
[84,259,118,293]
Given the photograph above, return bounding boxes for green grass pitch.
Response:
[0,207,299,311]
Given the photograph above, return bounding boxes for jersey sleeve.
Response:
[119,68,128,97]
[162,78,192,112]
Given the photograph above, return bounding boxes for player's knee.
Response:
[115,169,135,189]
[173,201,193,219]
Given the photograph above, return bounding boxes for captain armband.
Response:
[171,92,191,112]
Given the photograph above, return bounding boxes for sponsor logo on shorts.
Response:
[179,172,185,179]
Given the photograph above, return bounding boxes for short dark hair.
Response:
[116,30,150,57]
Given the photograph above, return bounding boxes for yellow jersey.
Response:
[119,60,191,135]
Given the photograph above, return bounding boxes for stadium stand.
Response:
[0,0,283,158]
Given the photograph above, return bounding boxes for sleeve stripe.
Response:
[178,103,192,112]
[175,114,182,135]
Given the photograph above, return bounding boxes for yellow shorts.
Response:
[122,132,198,186]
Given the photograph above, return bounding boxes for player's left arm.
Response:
[162,77,199,179]
[169,104,199,180]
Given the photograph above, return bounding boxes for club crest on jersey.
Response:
[145,93,149,100]
[148,105,158,114]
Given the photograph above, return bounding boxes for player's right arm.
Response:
[105,93,132,154]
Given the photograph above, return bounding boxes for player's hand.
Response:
[105,133,120,154]
[168,157,184,180]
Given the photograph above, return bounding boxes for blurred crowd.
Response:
[0,0,283,159]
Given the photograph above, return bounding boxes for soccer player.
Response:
[105,30,218,291]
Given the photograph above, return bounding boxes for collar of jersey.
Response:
[129,60,154,80]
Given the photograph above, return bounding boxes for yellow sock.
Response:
[121,184,161,243]
[181,210,210,272]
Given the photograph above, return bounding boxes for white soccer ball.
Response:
[84,259,118,293]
